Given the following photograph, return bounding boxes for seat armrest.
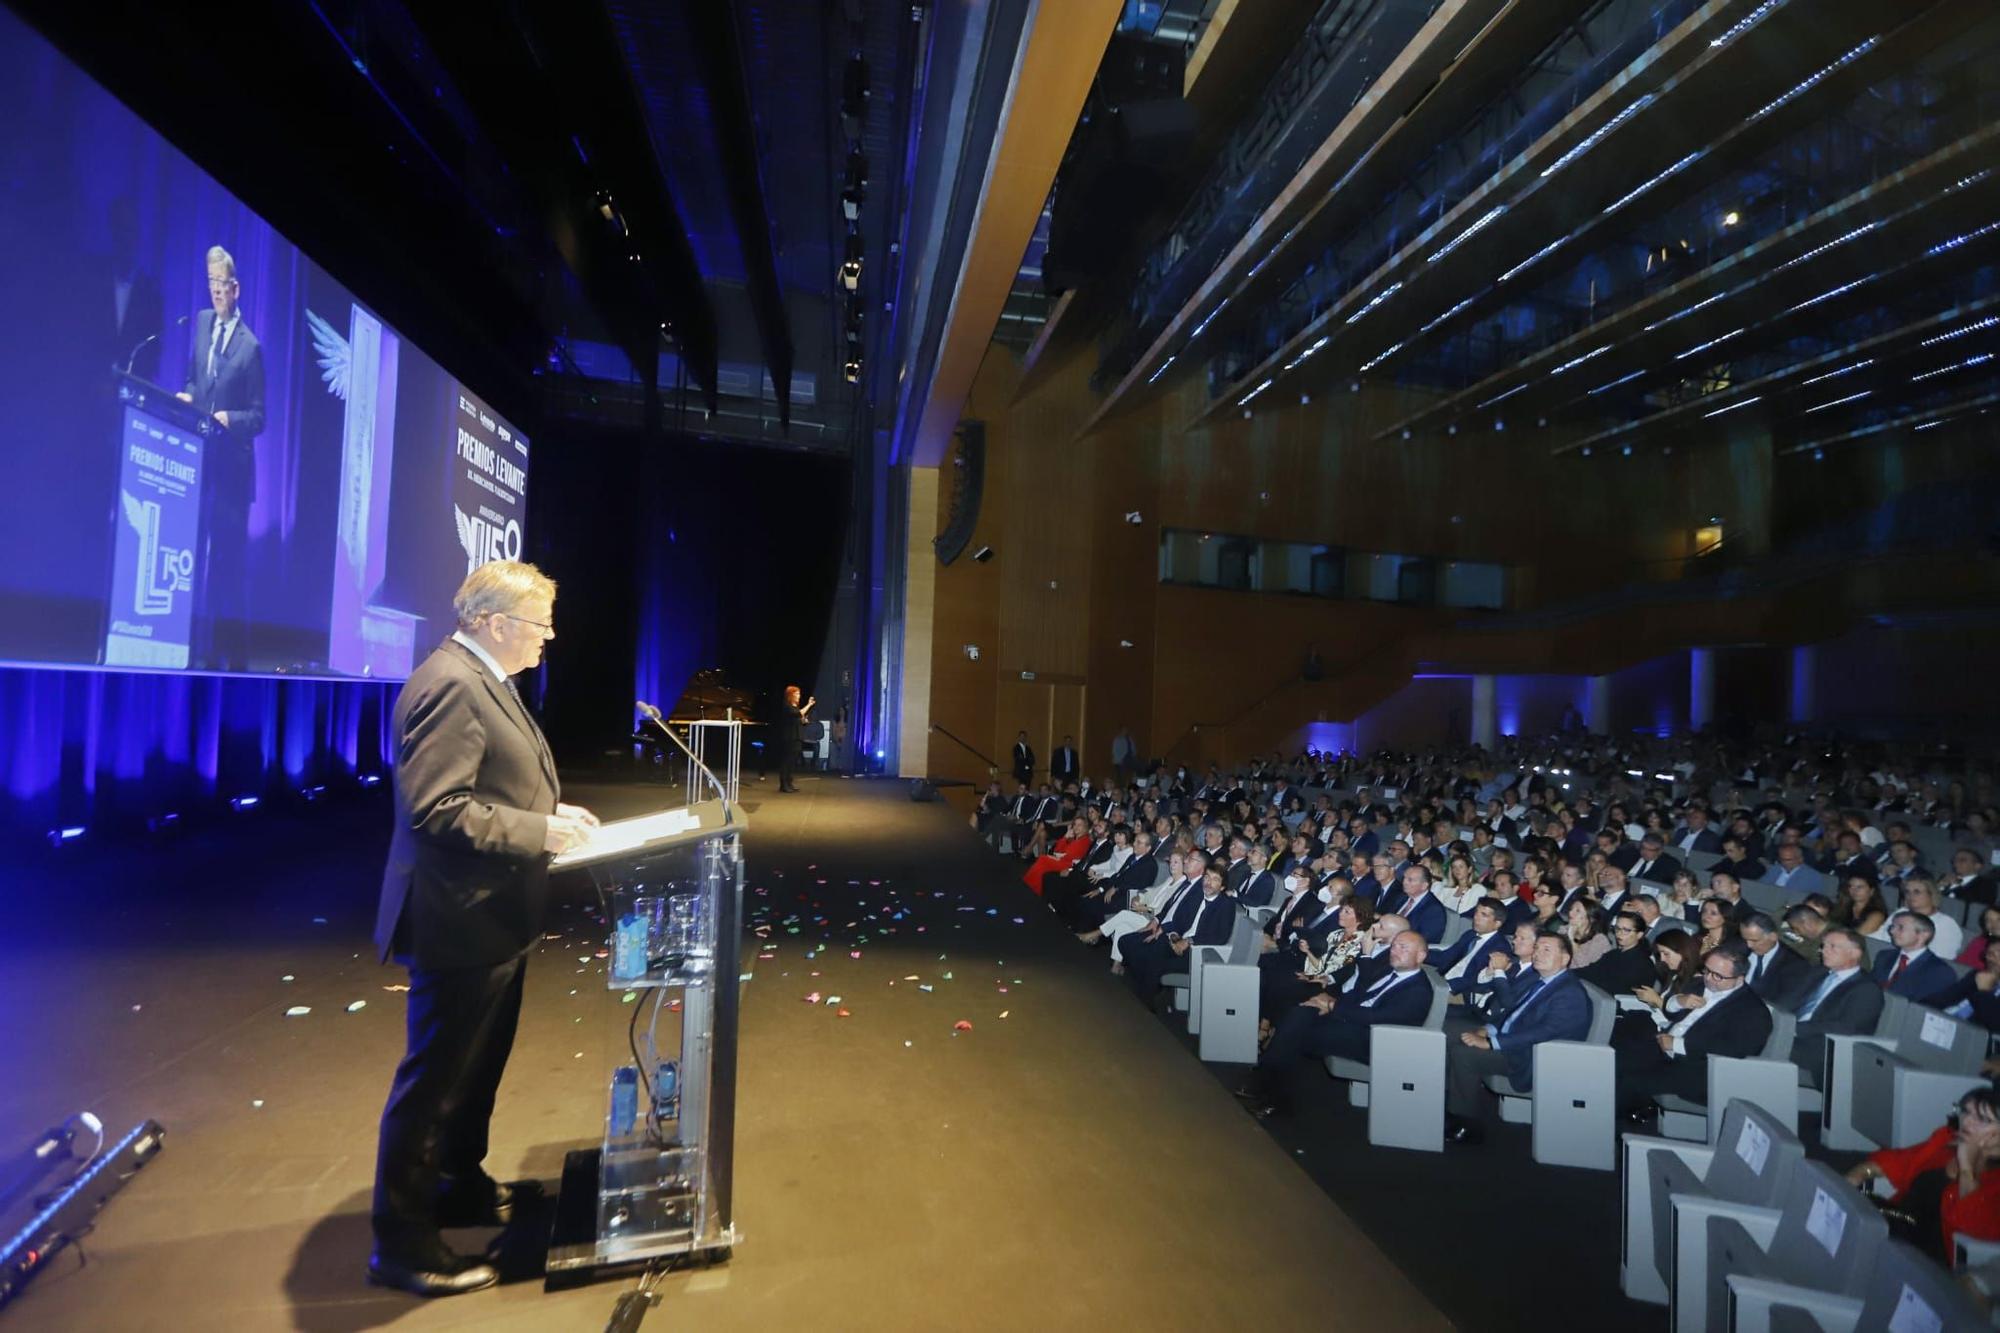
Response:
[1723,1274,1862,1333]
[1958,1235,2000,1271]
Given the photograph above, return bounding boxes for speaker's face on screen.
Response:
[207,264,239,321]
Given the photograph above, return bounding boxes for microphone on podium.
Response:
[636,702,732,822]
[121,313,189,377]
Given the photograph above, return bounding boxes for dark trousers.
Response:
[372,956,526,1256]
[777,728,798,789]
[1446,1040,1515,1116]
[1614,1040,1706,1115]
[1248,1006,1354,1111]
[196,485,250,671]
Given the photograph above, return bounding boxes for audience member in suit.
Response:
[970,781,1008,838]
[1096,850,1198,974]
[1934,936,2000,1034]
[1011,732,1035,785]
[1715,836,1767,883]
[1671,809,1725,858]
[1595,865,1641,920]
[1550,862,1591,918]
[1451,921,1541,1029]
[1871,911,1959,1007]
[1704,870,1760,927]
[984,783,1036,853]
[1429,899,1510,995]
[1237,930,1433,1118]
[1740,911,1818,1012]
[1376,864,1448,944]
[1050,735,1080,787]
[1944,849,2000,907]
[1070,832,1159,932]
[1574,910,1657,995]
[1445,932,1593,1142]
[1789,928,1885,1086]
[1222,837,1253,895]
[1598,829,1638,873]
[1125,866,1238,1005]
[1261,896,1375,1028]
[1768,842,1830,896]
[1047,825,1131,925]
[1236,845,1279,909]
[1616,940,1773,1119]
[1625,835,1681,886]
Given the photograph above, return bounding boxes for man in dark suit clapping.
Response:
[368,561,599,1297]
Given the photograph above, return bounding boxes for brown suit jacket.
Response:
[373,638,560,967]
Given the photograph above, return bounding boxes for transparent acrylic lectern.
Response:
[544,798,745,1286]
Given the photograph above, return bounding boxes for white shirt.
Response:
[1181,891,1225,942]
[1445,930,1501,981]
[451,630,507,682]
[1359,967,1422,1007]
[1666,985,1738,1056]
[1924,913,1964,960]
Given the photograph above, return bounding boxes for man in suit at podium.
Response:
[176,245,265,671]
[368,560,599,1297]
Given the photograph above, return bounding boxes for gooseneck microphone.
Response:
[637,701,733,824]
[120,313,189,377]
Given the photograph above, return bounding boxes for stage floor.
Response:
[0,776,1449,1331]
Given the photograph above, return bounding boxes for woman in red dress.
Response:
[1024,816,1092,896]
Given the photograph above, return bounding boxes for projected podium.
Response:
[545,798,745,1285]
[102,371,217,669]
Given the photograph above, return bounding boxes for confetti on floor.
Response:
[345,1000,367,1013]
[284,1006,311,1017]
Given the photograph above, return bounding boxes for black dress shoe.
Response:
[1444,1115,1485,1145]
[436,1175,539,1227]
[1619,1106,1657,1127]
[367,1250,499,1297]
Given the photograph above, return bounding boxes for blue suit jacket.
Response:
[1180,892,1239,948]
[1488,972,1593,1087]
[1378,891,1447,944]
[1871,948,1959,1006]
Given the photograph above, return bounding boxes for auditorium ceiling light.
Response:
[1921,316,1999,346]
[1644,292,1728,332]
[1804,389,1871,413]
[1498,236,1569,285]
[1343,283,1401,327]
[1929,220,2000,256]
[1590,369,1645,395]
[1773,222,1881,274]
[1711,0,1791,49]
[1237,377,1274,407]
[1785,277,1870,314]
[1549,345,1610,377]
[1799,359,1874,386]
[1748,38,1879,126]
[1476,383,1527,410]
[1602,151,1705,220]
[1539,96,1653,182]
[1360,342,1403,373]
[1283,335,1330,371]
[1146,354,1177,384]
[1676,328,1745,360]
[1722,211,1741,227]
[1702,396,1761,418]
[1420,295,1479,335]
[1429,205,1506,263]
[1911,352,1995,382]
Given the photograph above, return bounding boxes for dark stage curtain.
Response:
[0,665,394,836]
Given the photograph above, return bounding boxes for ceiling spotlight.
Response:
[1722,210,1741,226]
[844,358,862,383]
[1299,393,1310,405]
[1581,446,1593,457]
[1401,428,1412,441]
[1620,444,1633,457]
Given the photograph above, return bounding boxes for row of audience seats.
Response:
[1114,776,1998,1325]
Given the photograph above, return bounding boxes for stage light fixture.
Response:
[1722,210,1741,226]
[844,359,862,384]
[46,826,85,846]
[230,795,259,811]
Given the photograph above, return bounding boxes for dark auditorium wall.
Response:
[909,331,2000,778]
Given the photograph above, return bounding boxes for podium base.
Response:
[544,1148,734,1290]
